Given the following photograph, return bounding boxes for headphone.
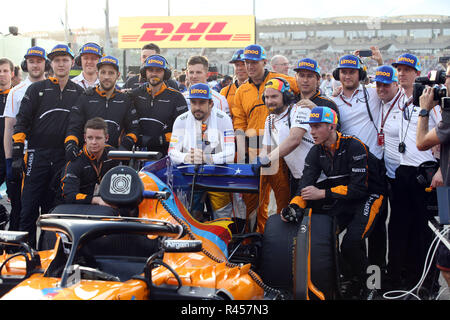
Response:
[262,77,296,106]
[21,56,51,73]
[332,57,367,82]
[140,55,172,82]
[74,42,104,67]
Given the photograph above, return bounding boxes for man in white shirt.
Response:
[372,65,404,277]
[3,46,48,231]
[71,43,102,90]
[183,55,230,117]
[169,83,235,220]
[260,77,316,197]
[319,73,337,98]
[388,53,442,294]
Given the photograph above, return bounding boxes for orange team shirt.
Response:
[233,71,299,137]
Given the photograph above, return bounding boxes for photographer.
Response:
[416,64,450,287]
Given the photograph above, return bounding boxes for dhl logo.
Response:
[398,57,415,65]
[310,113,321,118]
[376,71,391,77]
[147,59,164,66]
[191,89,208,94]
[27,49,44,56]
[340,59,357,65]
[82,46,99,53]
[298,62,315,69]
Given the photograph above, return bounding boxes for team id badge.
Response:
[377,132,385,146]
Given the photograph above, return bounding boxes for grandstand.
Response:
[16,14,450,77]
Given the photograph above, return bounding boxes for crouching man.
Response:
[281,106,386,299]
[61,117,120,206]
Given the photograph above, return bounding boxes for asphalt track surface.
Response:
[0,187,448,300]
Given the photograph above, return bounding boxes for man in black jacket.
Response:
[282,106,386,299]
[65,55,139,162]
[61,117,119,206]
[12,44,84,247]
[129,55,188,155]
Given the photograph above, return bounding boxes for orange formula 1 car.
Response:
[0,151,335,300]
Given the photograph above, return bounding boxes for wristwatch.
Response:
[419,108,429,117]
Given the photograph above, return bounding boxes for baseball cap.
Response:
[265,77,290,93]
[243,44,267,61]
[24,46,47,60]
[79,43,103,58]
[97,55,119,71]
[47,44,75,60]
[304,106,338,125]
[374,65,398,84]
[293,58,321,75]
[392,53,421,71]
[337,54,361,70]
[229,49,245,63]
[143,55,168,70]
[188,83,212,100]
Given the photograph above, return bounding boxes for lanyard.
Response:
[90,159,104,184]
[380,91,403,134]
[339,89,359,107]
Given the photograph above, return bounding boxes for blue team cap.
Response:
[392,53,421,71]
[79,43,103,58]
[188,83,212,100]
[243,44,267,61]
[304,106,339,125]
[229,49,245,63]
[143,55,168,70]
[374,65,398,84]
[47,44,75,60]
[97,55,119,71]
[24,46,47,60]
[337,54,361,70]
[293,58,321,76]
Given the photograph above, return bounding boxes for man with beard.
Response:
[65,55,139,161]
[169,83,235,220]
[130,55,187,156]
[4,47,48,231]
[12,44,84,248]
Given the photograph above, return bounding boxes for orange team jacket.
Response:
[220,79,246,120]
[232,71,299,136]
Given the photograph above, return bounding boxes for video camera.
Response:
[413,70,447,106]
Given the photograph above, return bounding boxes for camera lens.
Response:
[434,87,447,101]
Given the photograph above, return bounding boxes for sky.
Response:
[1,0,450,34]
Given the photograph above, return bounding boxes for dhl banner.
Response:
[118,15,255,49]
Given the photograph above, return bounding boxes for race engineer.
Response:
[232,44,299,233]
[331,51,388,270]
[259,76,318,198]
[129,55,188,156]
[184,55,230,116]
[282,106,386,299]
[3,47,48,231]
[12,44,84,248]
[65,55,139,162]
[71,42,103,90]
[61,117,120,206]
[169,83,235,220]
[220,49,248,120]
[122,43,179,91]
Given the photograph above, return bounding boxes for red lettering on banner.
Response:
[205,22,232,41]
[140,23,174,41]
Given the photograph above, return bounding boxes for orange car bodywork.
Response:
[0,172,265,300]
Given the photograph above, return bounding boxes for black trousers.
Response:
[387,165,436,289]
[19,148,65,248]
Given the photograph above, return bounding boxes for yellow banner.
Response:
[118,15,255,49]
